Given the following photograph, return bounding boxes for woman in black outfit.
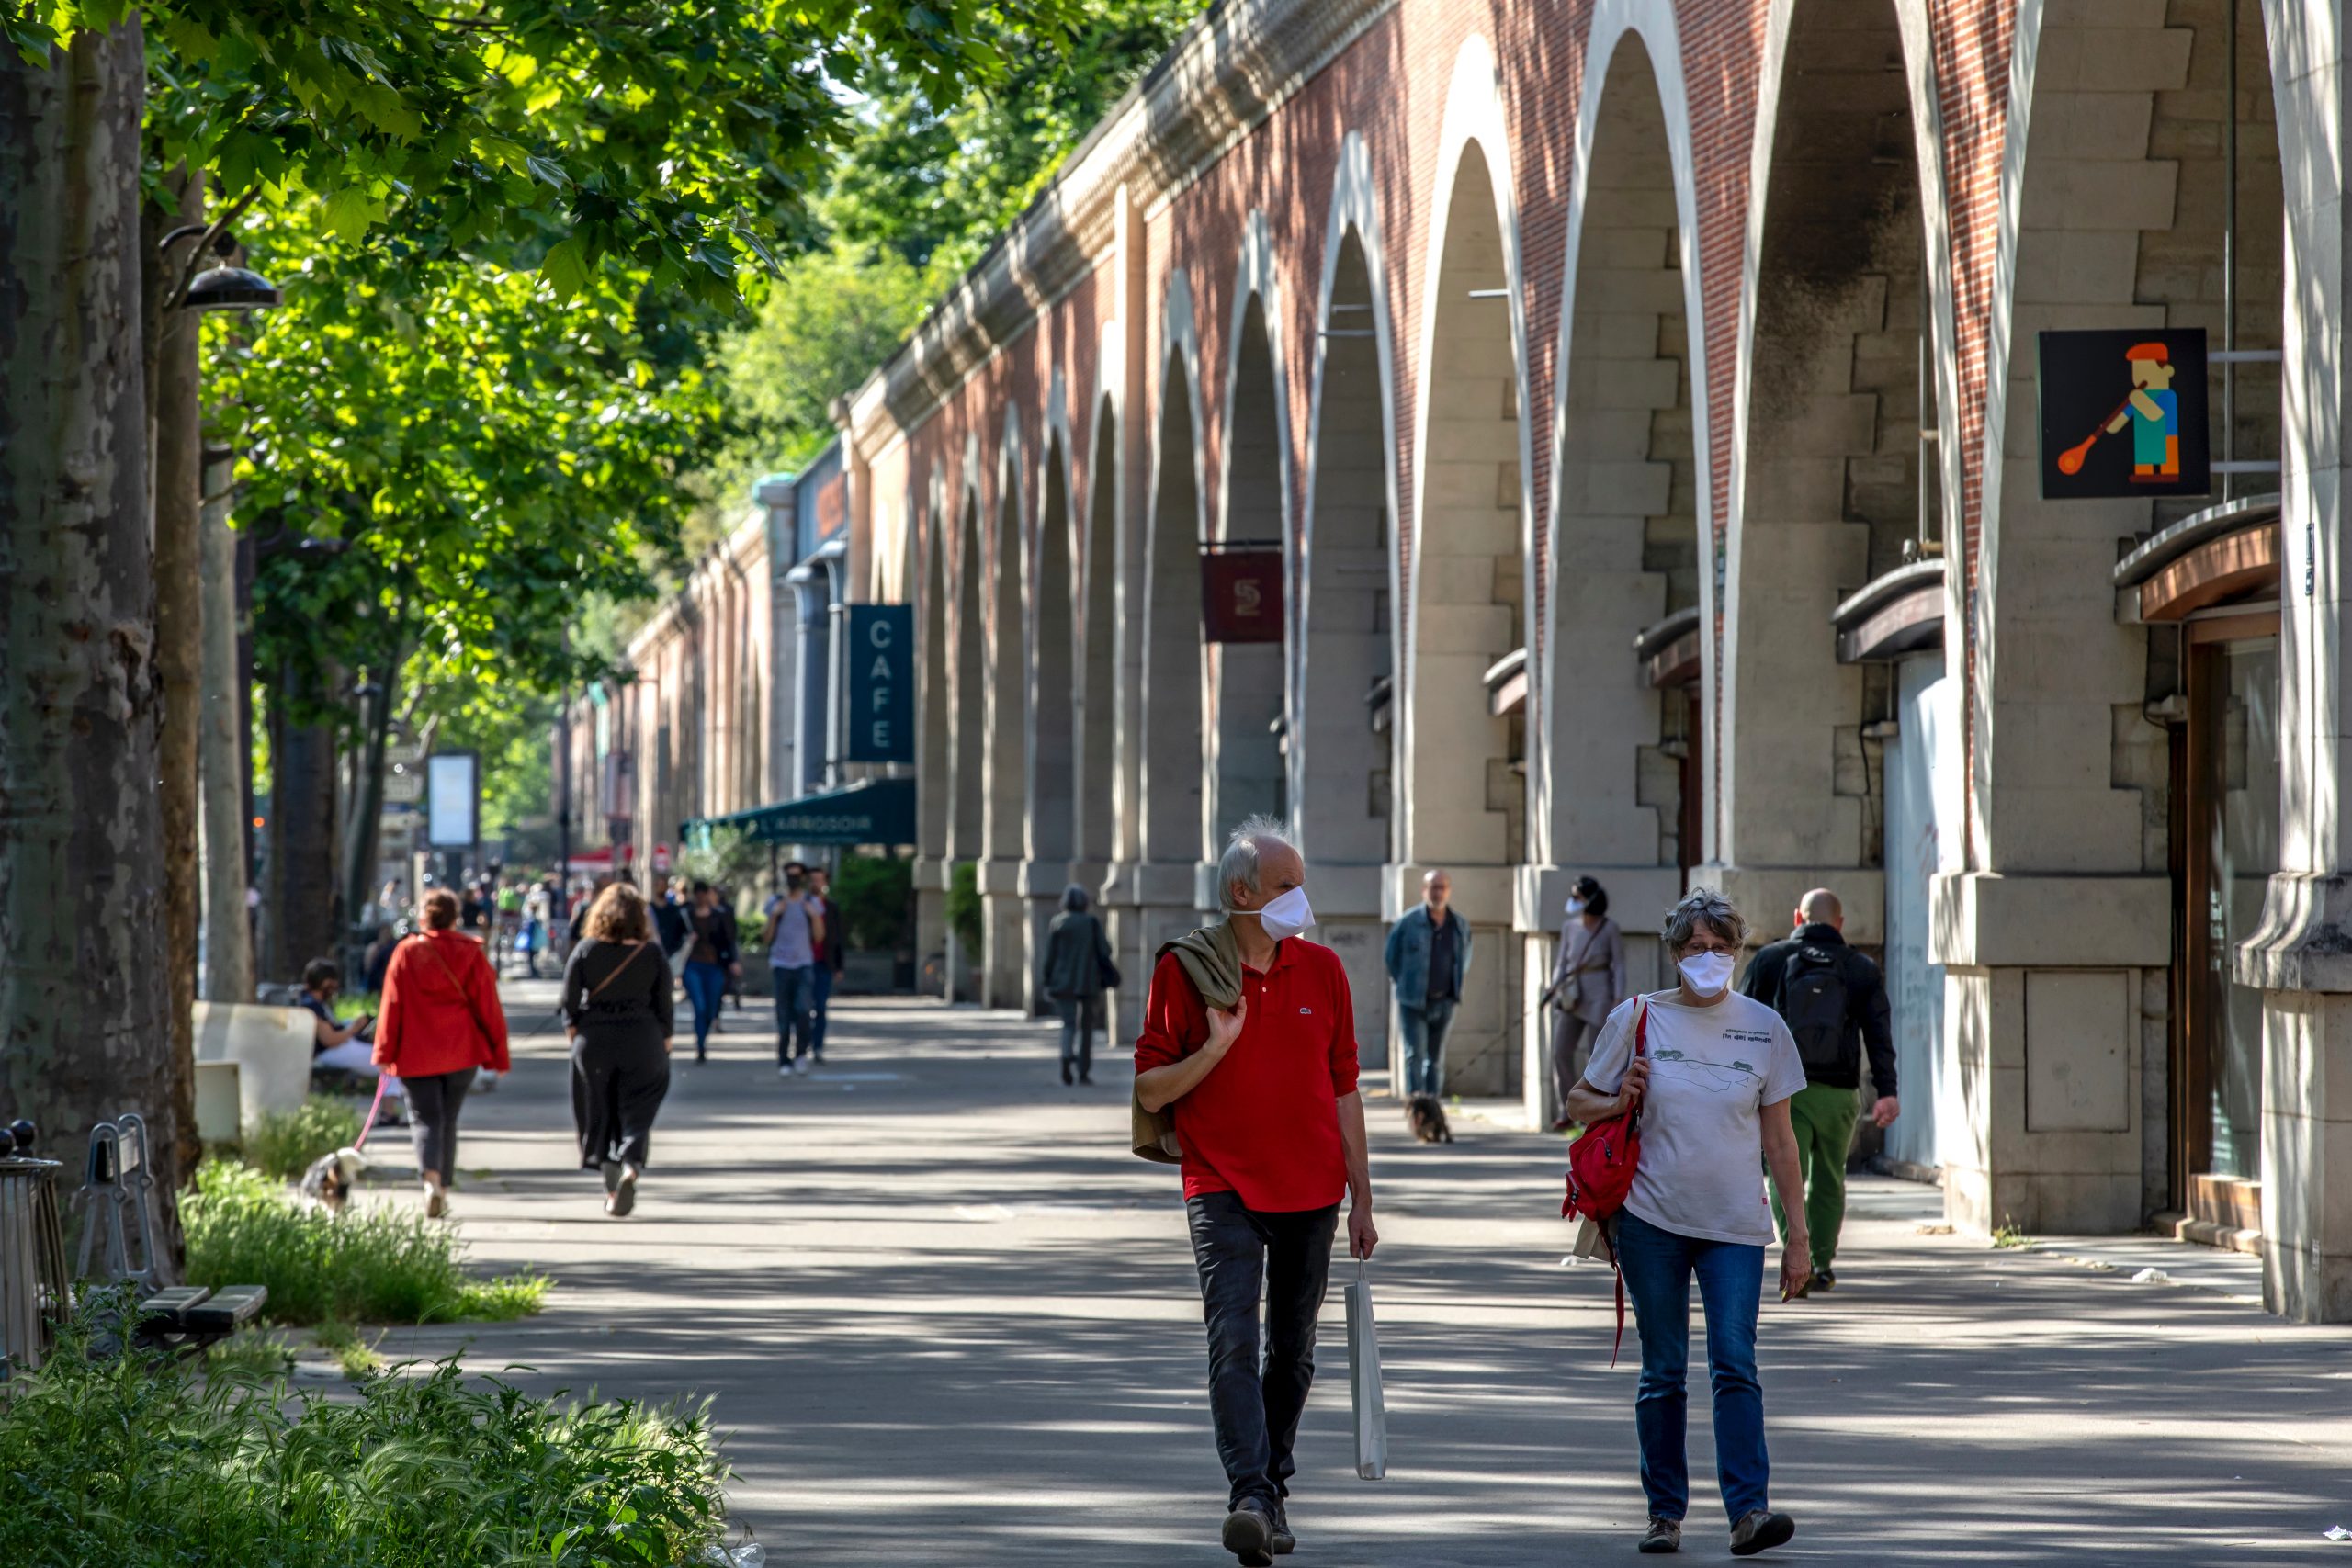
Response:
[561,882,674,1217]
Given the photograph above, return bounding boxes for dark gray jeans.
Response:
[1185,1191,1340,1510]
[404,1066,477,1182]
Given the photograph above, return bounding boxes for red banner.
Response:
[1201,548,1284,643]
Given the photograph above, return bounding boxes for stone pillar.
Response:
[2236,0,2352,1321]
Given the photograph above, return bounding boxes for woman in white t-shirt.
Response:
[1569,888,1812,1559]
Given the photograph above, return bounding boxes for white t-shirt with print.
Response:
[1583,988,1807,1246]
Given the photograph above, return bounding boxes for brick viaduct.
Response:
[750,0,2346,1317]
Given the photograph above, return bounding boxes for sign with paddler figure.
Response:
[2037,327,2210,500]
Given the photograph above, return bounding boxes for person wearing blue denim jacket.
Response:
[1384,870,1472,1097]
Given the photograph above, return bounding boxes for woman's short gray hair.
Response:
[1061,883,1091,913]
[1217,814,1296,909]
[1662,887,1747,953]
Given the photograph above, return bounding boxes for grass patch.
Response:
[243,1096,367,1181]
[0,1310,732,1566]
[313,1320,385,1380]
[207,1325,297,1378]
[184,1157,549,1327]
[1991,1215,2033,1249]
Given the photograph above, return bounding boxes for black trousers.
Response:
[1186,1191,1340,1510]
[571,1034,672,1169]
[404,1067,477,1182]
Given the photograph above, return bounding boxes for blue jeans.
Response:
[1186,1192,1340,1510]
[773,964,817,1063]
[1616,1209,1770,1523]
[809,964,834,1056]
[682,961,728,1052]
[1397,997,1457,1097]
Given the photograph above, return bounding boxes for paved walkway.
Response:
[366,984,2352,1563]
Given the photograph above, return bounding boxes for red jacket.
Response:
[374,930,512,1077]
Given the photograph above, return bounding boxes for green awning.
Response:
[681,775,916,849]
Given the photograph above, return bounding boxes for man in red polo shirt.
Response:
[1136,817,1376,1567]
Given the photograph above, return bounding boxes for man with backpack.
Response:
[1738,887,1897,1294]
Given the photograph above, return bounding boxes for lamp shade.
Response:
[181,265,282,312]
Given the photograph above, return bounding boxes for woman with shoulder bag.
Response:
[1549,874,1626,1129]
[1566,889,1812,1559]
[1038,884,1114,1086]
[562,883,675,1217]
[374,886,512,1218]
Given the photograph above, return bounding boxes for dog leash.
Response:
[354,1072,391,1151]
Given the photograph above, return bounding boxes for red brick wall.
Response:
[889,0,2025,852]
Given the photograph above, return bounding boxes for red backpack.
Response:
[1560,998,1648,1361]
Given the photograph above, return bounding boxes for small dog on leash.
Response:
[298,1147,368,1213]
[1404,1094,1454,1145]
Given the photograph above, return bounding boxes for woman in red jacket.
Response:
[374,886,512,1217]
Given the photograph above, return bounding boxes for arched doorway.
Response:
[918,500,953,995]
[1079,397,1119,873]
[1141,352,1206,902]
[1026,431,1079,1010]
[1403,129,1532,1098]
[981,443,1029,1008]
[1212,293,1287,841]
[1541,28,1703,1122]
[1298,220,1396,1046]
[947,485,986,1000]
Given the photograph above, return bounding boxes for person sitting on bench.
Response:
[300,958,404,1106]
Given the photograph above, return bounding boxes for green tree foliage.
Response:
[16,0,1084,306]
[824,0,1204,276]
[214,205,719,732]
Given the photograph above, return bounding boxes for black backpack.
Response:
[1779,944,1852,1075]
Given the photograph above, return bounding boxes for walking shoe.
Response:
[1221,1500,1275,1567]
[1728,1509,1795,1556]
[606,1167,639,1218]
[1551,1115,1575,1132]
[424,1185,447,1220]
[1638,1517,1681,1554]
[1061,1061,1074,1086]
[793,1055,812,1075]
[777,1063,793,1078]
[1269,1499,1295,1555]
[1079,1072,1094,1086]
[601,1159,624,1195]
[1812,1268,1836,1292]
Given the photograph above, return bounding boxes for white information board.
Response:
[424,752,478,848]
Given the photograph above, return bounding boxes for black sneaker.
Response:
[1639,1516,1680,1553]
[1813,1268,1837,1292]
[1222,1500,1274,1566]
[1728,1509,1795,1556]
[1269,1499,1295,1555]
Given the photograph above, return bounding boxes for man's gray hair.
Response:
[1061,883,1091,913]
[1217,814,1297,909]
[1662,887,1747,953]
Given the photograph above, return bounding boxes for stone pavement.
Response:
[367,982,2352,1563]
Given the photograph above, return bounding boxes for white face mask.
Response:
[1247,886,1315,942]
[1565,897,1586,917]
[1679,950,1736,997]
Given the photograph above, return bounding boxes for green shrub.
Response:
[947,860,983,955]
[243,1095,367,1180]
[837,851,914,951]
[0,1311,732,1567]
[184,1157,549,1326]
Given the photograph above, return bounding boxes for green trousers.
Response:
[1770,1080,1860,1271]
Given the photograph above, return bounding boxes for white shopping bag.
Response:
[1343,1258,1387,1480]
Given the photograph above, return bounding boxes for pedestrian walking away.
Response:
[1738,887,1898,1293]
[373,887,511,1218]
[808,865,845,1061]
[765,864,827,1076]
[680,881,740,1062]
[1039,883,1114,1085]
[1567,888,1810,1558]
[562,883,675,1218]
[1385,868,1472,1100]
[1135,816,1376,1568]
[297,957,404,1110]
[1547,874,1625,1130]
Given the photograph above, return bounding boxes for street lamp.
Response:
[159,225,284,314]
